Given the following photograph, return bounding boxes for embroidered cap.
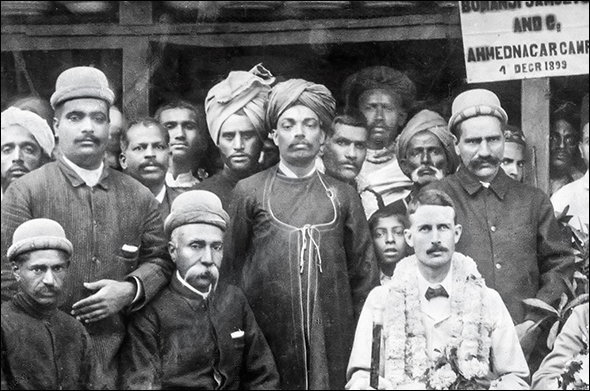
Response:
[448,89,508,134]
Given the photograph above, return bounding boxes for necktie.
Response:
[425,285,449,301]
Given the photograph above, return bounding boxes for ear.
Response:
[454,140,461,157]
[454,224,462,244]
[53,117,60,134]
[168,241,177,262]
[119,153,127,170]
[399,158,410,174]
[319,129,326,146]
[404,228,414,248]
[11,263,21,282]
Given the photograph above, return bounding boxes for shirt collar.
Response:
[155,184,167,203]
[455,165,509,200]
[278,160,317,178]
[417,266,454,301]
[166,171,200,188]
[61,155,107,188]
[175,270,211,299]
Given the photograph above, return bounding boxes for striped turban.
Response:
[396,109,459,177]
[265,79,336,132]
[205,63,275,145]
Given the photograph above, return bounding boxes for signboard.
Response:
[459,1,589,83]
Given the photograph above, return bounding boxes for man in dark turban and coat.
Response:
[222,78,379,390]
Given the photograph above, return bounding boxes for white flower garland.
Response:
[382,253,493,388]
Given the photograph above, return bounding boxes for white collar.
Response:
[166,171,199,187]
[417,267,454,301]
[155,184,166,203]
[63,155,104,187]
[176,270,211,299]
[278,160,317,178]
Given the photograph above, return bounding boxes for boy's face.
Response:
[372,215,408,272]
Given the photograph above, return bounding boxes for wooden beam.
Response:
[119,1,152,25]
[521,78,551,193]
[122,37,151,119]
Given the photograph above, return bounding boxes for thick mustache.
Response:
[139,162,166,170]
[8,164,29,175]
[471,156,500,168]
[289,141,312,149]
[426,244,449,254]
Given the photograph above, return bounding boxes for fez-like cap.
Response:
[448,89,508,134]
[7,218,73,262]
[50,66,115,109]
[581,93,589,131]
[164,190,230,237]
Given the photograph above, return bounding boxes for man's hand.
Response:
[514,319,535,339]
[71,279,136,323]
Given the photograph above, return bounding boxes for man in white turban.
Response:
[222,78,379,390]
[1,106,55,201]
[197,64,274,209]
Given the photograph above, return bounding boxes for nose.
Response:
[385,230,396,244]
[201,247,214,267]
[375,106,384,121]
[293,123,305,138]
[170,124,185,140]
[431,229,441,244]
[145,145,155,157]
[10,146,25,162]
[232,133,244,150]
[42,269,56,287]
[420,150,432,165]
[477,140,492,157]
[344,144,358,160]
[80,116,95,134]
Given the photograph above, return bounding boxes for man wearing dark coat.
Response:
[222,78,379,390]
[120,190,279,390]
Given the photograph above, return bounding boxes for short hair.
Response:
[326,109,368,139]
[406,188,456,223]
[154,99,206,129]
[120,117,170,152]
[551,101,580,133]
[368,202,409,233]
[11,248,70,266]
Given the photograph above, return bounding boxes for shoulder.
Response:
[9,162,59,190]
[233,169,271,194]
[54,310,90,334]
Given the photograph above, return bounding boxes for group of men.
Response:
[0,62,588,390]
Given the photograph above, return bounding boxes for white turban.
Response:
[205,63,275,145]
[1,106,55,157]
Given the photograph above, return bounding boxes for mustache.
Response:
[8,164,29,175]
[470,156,500,168]
[75,135,101,144]
[139,161,166,171]
[289,141,313,149]
[426,244,449,254]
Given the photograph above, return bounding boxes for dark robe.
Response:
[194,168,252,211]
[222,166,379,390]
[1,293,97,390]
[120,275,279,390]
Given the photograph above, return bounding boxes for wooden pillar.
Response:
[521,78,551,194]
[120,1,152,119]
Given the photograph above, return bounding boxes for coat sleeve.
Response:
[530,193,575,321]
[221,182,254,286]
[239,290,280,390]
[119,307,162,390]
[1,184,34,302]
[127,196,175,310]
[532,304,589,390]
[342,185,380,319]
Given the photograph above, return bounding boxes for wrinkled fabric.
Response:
[265,79,335,131]
[395,109,459,177]
[205,63,274,145]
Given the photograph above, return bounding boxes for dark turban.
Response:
[265,79,336,132]
[342,66,416,114]
[395,109,459,177]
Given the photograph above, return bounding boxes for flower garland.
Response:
[382,252,493,388]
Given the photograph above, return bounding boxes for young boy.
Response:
[368,203,410,284]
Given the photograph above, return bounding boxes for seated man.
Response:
[346,189,529,390]
[120,190,279,390]
[1,219,96,390]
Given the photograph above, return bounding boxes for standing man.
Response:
[198,64,274,209]
[346,189,529,390]
[551,93,589,233]
[119,117,182,219]
[1,66,175,389]
[342,66,416,218]
[390,109,459,214]
[2,218,97,390]
[1,106,55,201]
[222,78,379,390]
[155,100,211,189]
[427,89,574,361]
[320,111,369,187]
